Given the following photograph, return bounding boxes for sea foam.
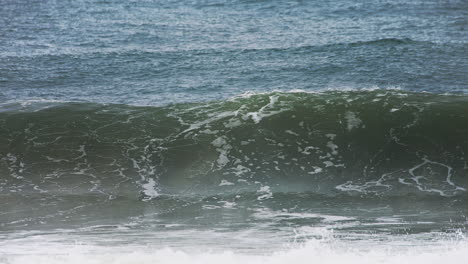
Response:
[2,239,467,264]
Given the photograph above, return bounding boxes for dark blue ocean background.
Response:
[1,0,467,105]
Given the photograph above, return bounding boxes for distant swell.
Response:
[1,90,467,199]
[0,37,431,59]
[347,37,419,46]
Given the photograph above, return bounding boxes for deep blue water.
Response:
[1,0,467,105]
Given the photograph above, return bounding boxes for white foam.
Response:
[219,180,235,186]
[256,186,273,200]
[3,153,24,179]
[326,141,338,155]
[212,137,228,148]
[224,119,243,128]
[141,178,159,201]
[211,136,232,168]
[300,146,318,155]
[3,238,467,264]
[308,166,323,175]
[404,157,466,196]
[252,208,354,224]
[181,111,237,134]
[232,165,250,177]
[335,171,394,193]
[285,130,299,136]
[344,111,362,131]
[245,95,286,124]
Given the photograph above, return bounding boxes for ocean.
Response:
[0,0,467,263]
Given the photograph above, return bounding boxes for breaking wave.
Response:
[1,90,467,199]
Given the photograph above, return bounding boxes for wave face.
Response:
[1,91,467,199]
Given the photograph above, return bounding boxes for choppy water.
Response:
[1,0,467,263]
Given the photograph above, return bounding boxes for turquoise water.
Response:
[1,0,467,263]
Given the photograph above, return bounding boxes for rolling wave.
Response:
[1,90,467,199]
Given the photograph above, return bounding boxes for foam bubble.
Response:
[141,178,159,201]
[344,111,362,131]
